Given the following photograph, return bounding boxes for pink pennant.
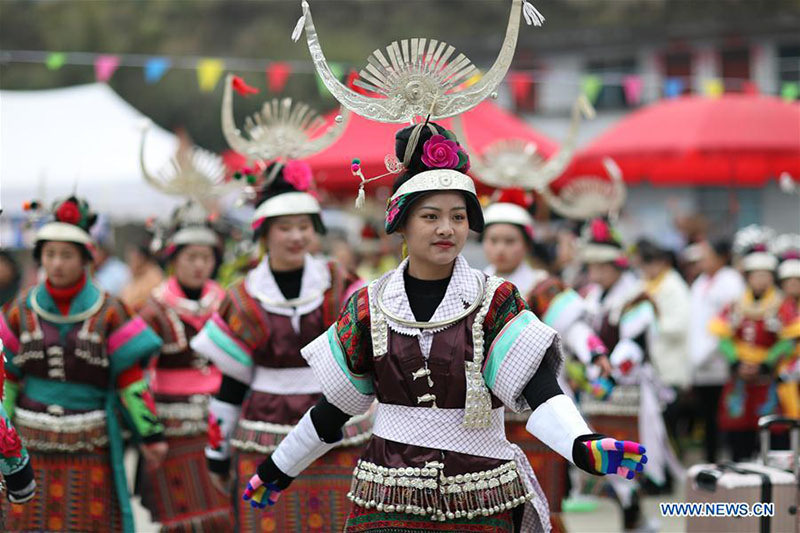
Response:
[94,55,120,82]
[623,75,644,105]
[267,62,292,93]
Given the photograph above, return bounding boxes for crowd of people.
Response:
[2,172,798,532]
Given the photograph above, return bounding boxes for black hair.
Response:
[33,241,93,264]
[256,162,298,205]
[388,122,482,233]
[636,239,668,264]
[391,122,454,194]
[710,239,733,265]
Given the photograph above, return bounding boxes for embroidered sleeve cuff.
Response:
[542,289,586,337]
[619,300,656,339]
[118,379,164,439]
[206,398,241,461]
[301,326,375,416]
[483,310,564,412]
[107,317,163,378]
[190,313,254,385]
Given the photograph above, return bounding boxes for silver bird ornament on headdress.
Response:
[454,94,596,192]
[295,0,543,124]
[139,123,236,211]
[221,74,350,161]
[539,157,627,221]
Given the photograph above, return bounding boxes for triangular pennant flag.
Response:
[144,57,171,84]
[267,62,292,93]
[316,62,345,99]
[622,75,643,105]
[781,82,799,102]
[581,75,603,104]
[94,55,120,82]
[509,71,534,107]
[703,78,724,98]
[663,77,685,99]
[46,52,66,71]
[232,75,259,97]
[197,58,225,92]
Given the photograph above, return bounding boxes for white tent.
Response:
[0,83,182,219]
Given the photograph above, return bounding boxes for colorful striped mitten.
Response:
[584,438,647,479]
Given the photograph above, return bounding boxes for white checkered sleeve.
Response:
[490,317,565,413]
[301,326,376,416]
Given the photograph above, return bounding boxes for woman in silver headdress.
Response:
[238,120,647,532]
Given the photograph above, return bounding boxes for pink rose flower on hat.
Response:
[421,135,462,169]
[282,160,312,191]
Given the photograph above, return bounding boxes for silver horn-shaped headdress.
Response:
[140,123,236,210]
[539,157,627,220]
[221,74,350,160]
[295,0,542,123]
[454,95,595,192]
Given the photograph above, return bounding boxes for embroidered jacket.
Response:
[581,271,657,380]
[709,287,792,369]
[192,254,366,459]
[301,255,564,531]
[138,277,226,437]
[1,279,164,448]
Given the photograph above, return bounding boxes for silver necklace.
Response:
[30,284,106,324]
[377,271,485,329]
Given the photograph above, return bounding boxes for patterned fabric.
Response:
[117,376,162,439]
[0,399,30,486]
[301,325,376,416]
[528,276,566,318]
[235,448,359,533]
[2,449,122,532]
[345,506,516,532]
[138,433,234,532]
[484,312,563,413]
[506,421,567,513]
[779,297,800,340]
[1,284,164,533]
[336,288,373,375]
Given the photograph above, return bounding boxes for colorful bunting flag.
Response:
[581,75,603,104]
[267,62,292,93]
[703,78,724,98]
[94,55,120,82]
[663,77,684,99]
[197,59,225,92]
[232,75,259,96]
[781,82,799,102]
[45,52,66,71]
[510,72,534,108]
[144,57,171,84]
[622,75,643,105]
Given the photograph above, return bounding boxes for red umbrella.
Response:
[306,100,559,197]
[554,94,800,189]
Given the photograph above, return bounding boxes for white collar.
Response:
[245,253,331,318]
[378,254,482,336]
[484,261,548,296]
